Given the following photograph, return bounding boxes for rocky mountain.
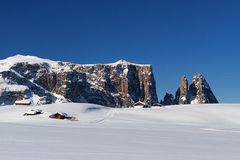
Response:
[0,55,158,107]
[175,74,218,104]
[161,74,218,106]
[175,76,188,104]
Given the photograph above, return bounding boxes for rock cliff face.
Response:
[188,74,218,104]
[175,76,188,104]
[175,74,218,104]
[0,55,158,107]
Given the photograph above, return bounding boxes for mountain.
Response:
[0,55,158,107]
[175,74,218,104]
[161,74,218,105]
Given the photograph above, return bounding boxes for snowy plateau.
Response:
[0,103,240,160]
[0,55,237,160]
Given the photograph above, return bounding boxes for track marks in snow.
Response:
[91,109,115,123]
[200,128,240,133]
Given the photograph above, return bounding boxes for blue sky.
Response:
[0,0,239,103]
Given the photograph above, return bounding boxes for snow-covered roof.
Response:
[15,99,32,105]
[152,103,162,106]
[55,112,68,117]
[134,101,146,106]
[24,109,42,115]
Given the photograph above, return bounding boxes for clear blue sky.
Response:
[0,0,239,103]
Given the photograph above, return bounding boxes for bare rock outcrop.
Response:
[175,74,218,105]
[175,76,188,104]
[0,55,158,107]
[188,74,218,104]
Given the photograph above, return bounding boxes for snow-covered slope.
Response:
[1,103,240,126]
[0,103,240,160]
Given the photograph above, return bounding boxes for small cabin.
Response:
[15,99,32,105]
[134,101,149,108]
[23,109,43,116]
[49,112,69,120]
[49,112,77,121]
[151,103,162,108]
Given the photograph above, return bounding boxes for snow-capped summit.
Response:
[108,59,151,67]
[0,54,58,72]
[3,54,53,63]
[1,54,57,65]
[0,54,158,107]
[115,59,129,64]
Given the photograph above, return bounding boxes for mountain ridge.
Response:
[0,54,218,107]
[0,54,158,107]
